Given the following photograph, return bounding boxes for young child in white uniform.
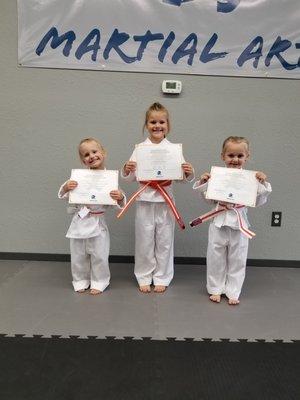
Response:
[122,102,194,293]
[193,136,271,305]
[58,138,125,295]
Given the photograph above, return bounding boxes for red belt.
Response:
[189,202,255,239]
[117,180,185,230]
[78,208,104,218]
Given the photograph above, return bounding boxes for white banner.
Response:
[18,0,300,79]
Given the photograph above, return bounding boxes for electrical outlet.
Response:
[271,211,282,227]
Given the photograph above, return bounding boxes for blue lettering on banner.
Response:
[200,33,228,63]
[237,36,263,68]
[163,0,193,6]
[158,32,176,62]
[265,36,298,70]
[163,0,240,13]
[75,29,100,61]
[35,27,300,72]
[36,27,76,56]
[172,33,197,65]
[134,31,164,61]
[103,29,136,63]
[237,36,300,70]
[217,0,240,13]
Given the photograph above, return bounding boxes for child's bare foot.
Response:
[228,298,240,305]
[90,288,102,295]
[154,285,166,293]
[139,285,151,293]
[209,294,221,303]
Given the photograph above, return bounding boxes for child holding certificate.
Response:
[192,136,271,305]
[58,138,125,295]
[121,102,194,293]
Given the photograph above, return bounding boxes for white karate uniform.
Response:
[58,182,125,292]
[193,179,272,300]
[122,138,194,287]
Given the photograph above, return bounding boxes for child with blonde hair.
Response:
[121,102,194,293]
[58,138,125,295]
[192,136,271,305]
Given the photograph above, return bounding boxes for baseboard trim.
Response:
[0,253,299,268]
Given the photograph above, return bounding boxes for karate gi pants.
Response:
[135,201,175,286]
[206,224,249,300]
[70,233,110,292]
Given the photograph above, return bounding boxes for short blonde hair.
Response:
[143,102,170,134]
[222,136,249,153]
[78,137,106,159]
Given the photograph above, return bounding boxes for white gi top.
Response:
[58,182,125,239]
[193,179,272,229]
[121,138,194,202]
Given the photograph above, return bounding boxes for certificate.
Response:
[135,143,184,181]
[69,169,118,205]
[205,166,259,207]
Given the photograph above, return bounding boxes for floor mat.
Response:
[0,336,299,400]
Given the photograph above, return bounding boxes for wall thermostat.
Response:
[162,80,182,94]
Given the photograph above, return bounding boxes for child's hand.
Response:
[110,190,124,202]
[256,171,267,184]
[182,162,194,177]
[63,180,78,192]
[199,172,211,184]
[124,161,137,175]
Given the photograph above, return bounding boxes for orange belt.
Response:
[117,180,185,230]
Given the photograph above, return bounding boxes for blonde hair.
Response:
[78,137,106,159]
[222,136,249,153]
[143,102,170,134]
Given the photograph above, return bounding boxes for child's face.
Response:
[146,111,169,144]
[79,141,105,169]
[221,141,249,169]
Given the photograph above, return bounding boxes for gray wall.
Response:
[1,0,299,261]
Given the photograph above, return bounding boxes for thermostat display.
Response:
[162,80,182,94]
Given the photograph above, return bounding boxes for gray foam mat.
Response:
[0,261,299,341]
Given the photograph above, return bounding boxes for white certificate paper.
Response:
[205,166,259,207]
[135,143,184,181]
[69,169,118,205]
